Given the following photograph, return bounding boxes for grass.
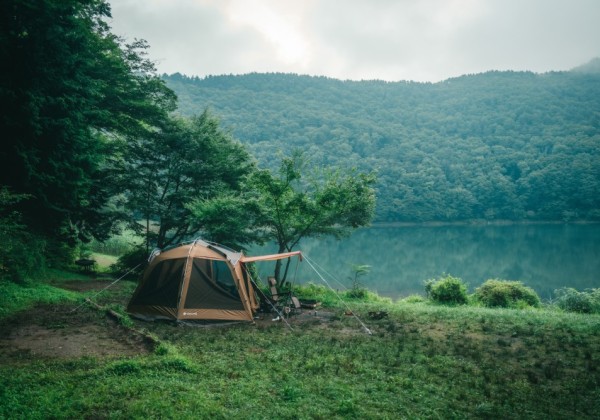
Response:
[86,229,142,257]
[1,276,599,418]
[0,280,78,319]
[90,252,119,271]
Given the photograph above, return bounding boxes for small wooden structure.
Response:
[75,258,96,273]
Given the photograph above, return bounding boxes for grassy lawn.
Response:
[0,276,598,419]
[90,252,119,271]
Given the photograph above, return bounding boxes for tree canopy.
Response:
[116,110,255,250]
[0,0,176,245]
[190,152,376,283]
[255,153,376,282]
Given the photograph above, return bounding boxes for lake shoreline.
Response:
[287,223,599,300]
[370,219,600,228]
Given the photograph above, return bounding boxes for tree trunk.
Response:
[274,244,286,286]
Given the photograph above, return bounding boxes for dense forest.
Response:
[164,68,600,223]
[0,0,374,281]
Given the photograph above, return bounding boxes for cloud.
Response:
[450,0,600,75]
[303,0,488,81]
[108,0,600,82]
[109,0,265,75]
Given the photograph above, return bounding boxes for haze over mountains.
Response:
[163,62,600,223]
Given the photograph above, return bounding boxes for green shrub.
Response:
[110,246,149,280]
[425,275,468,305]
[0,188,47,282]
[554,288,600,314]
[294,283,342,307]
[475,279,540,308]
[346,287,368,299]
[344,264,372,300]
[0,233,47,283]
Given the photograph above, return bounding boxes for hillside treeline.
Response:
[164,71,600,222]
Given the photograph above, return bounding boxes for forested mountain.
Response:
[164,70,600,223]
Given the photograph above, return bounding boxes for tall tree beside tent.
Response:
[115,111,256,251]
[256,153,376,284]
[190,152,377,285]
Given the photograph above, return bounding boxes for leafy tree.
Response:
[0,0,175,249]
[254,152,376,284]
[187,192,265,250]
[116,111,255,250]
[190,152,376,284]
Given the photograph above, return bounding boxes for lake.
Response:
[252,223,600,301]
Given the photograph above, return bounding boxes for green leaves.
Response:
[252,152,376,281]
[187,193,266,249]
[186,150,376,282]
[254,152,376,246]
[118,111,256,249]
[0,0,176,246]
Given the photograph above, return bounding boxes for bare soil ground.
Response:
[0,281,152,362]
[0,280,339,362]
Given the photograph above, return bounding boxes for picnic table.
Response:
[75,258,96,273]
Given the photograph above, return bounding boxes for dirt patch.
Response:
[252,308,337,327]
[1,324,144,359]
[0,303,151,362]
[1,278,343,361]
[59,279,119,292]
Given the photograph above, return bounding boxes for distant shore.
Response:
[370,219,600,228]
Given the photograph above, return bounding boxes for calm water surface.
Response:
[253,223,600,300]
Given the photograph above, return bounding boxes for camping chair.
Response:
[251,277,287,315]
[269,278,304,317]
[268,277,291,304]
[267,277,291,313]
[290,296,302,315]
[256,277,302,316]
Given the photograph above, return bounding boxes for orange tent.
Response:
[127,239,302,322]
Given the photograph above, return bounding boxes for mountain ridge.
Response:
[164,70,600,223]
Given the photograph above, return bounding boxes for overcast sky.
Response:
[108,0,600,83]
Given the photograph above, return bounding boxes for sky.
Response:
[108,0,600,83]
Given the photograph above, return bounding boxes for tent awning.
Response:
[240,251,302,263]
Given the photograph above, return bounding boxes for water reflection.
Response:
[251,224,600,301]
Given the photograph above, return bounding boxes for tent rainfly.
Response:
[127,239,302,322]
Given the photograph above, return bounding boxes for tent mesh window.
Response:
[130,258,185,307]
[184,258,244,310]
